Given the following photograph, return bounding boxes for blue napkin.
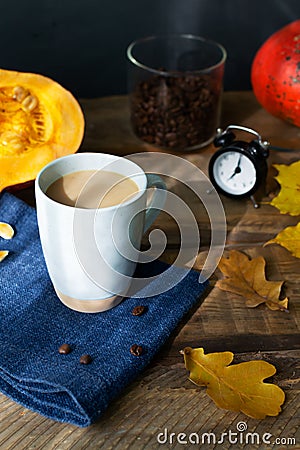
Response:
[0,192,208,427]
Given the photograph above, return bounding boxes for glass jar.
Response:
[127,34,226,151]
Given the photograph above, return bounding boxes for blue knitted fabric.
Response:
[0,192,208,427]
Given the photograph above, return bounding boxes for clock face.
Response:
[212,150,257,196]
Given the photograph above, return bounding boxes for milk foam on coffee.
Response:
[46,170,139,208]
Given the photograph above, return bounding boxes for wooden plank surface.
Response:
[1,91,299,449]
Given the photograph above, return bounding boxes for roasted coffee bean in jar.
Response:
[127,35,226,151]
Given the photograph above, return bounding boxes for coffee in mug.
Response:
[45,170,139,208]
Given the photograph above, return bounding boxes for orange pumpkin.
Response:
[251,20,300,127]
[0,68,84,192]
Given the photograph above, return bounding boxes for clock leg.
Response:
[250,195,259,209]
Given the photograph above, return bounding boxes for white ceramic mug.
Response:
[35,152,166,313]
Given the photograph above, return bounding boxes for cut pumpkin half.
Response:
[0,68,85,192]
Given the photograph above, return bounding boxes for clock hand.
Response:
[227,171,238,180]
[227,154,242,180]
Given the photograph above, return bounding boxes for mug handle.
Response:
[144,174,166,232]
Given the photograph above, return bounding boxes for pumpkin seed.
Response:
[0,222,14,239]
[22,95,38,112]
[0,250,9,262]
[12,86,28,102]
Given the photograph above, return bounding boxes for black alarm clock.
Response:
[208,125,269,206]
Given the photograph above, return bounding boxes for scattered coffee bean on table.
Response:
[132,305,147,316]
[130,344,143,356]
[58,343,72,355]
[80,354,92,365]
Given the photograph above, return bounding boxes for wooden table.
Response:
[1,92,299,449]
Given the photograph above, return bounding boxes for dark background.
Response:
[1,0,299,98]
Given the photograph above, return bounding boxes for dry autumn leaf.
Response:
[269,160,300,216]
[216,250,288,312]
[0,250,9,262]
[182,347,285,419]
[0,222,14,239]
[265,222,300,259]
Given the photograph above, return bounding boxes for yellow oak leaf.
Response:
[270,160,300,216]
[216,250,288,312]
[265,222,300,258]
[182,347,285,419]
